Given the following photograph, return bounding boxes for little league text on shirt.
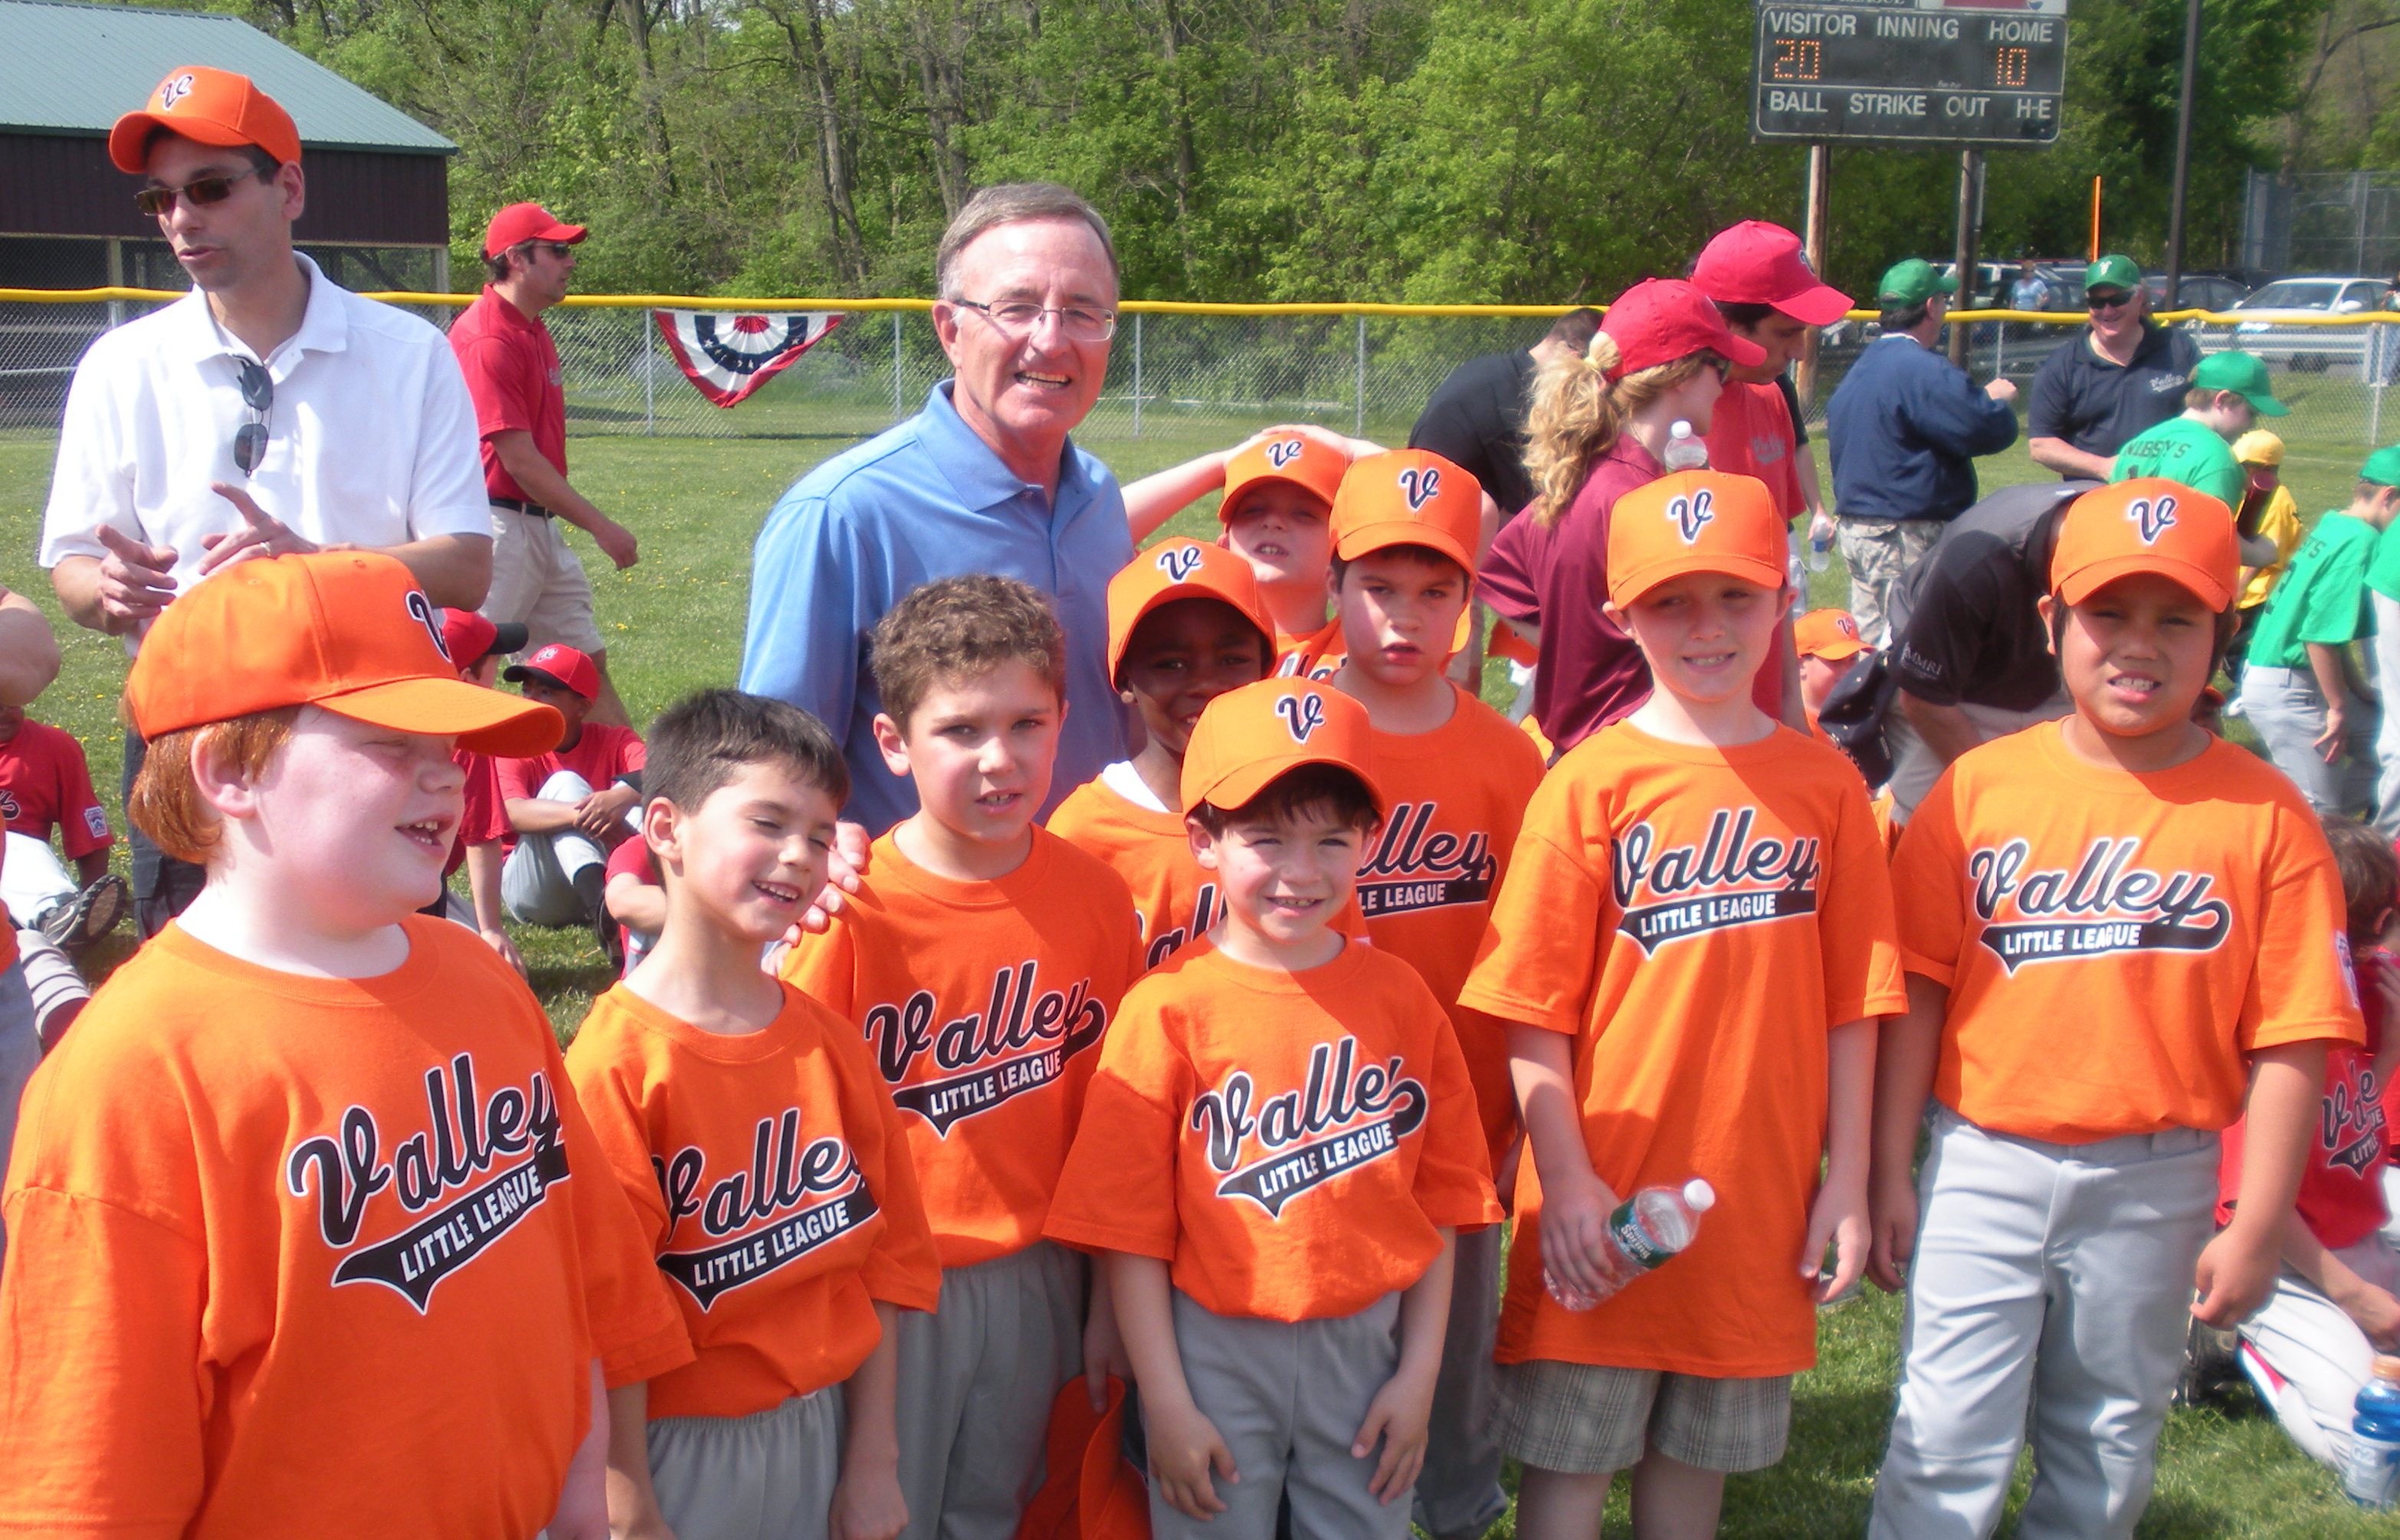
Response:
[867,960,1108,1134]
[659,1188,881,1309]
[1192,1037,1431,1216]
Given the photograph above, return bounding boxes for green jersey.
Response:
[2110,414,2244,507]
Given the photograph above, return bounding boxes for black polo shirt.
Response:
[2025,322,2198,467]
[1409,349,1538,519]
[1889,480,2094,711]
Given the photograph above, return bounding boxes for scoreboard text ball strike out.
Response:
[1754,0,2067,146]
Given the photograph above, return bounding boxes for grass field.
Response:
[2,405,2397,1536]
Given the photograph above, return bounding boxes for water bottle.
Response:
[1662,419,1710,471]
[2346,1355,2400,1507]
[1807,525,1834,573]
[1545,1178,1716,1312]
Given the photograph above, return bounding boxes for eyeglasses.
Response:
[135,165,270,218]
[518,241,578,261]
[232,359,272,477]
[2086,290,2136,312]
[950,300,1118,342]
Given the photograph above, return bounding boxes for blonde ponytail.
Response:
[1524,337,1713,528]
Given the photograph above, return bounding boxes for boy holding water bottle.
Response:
[1460,470,1904,1539]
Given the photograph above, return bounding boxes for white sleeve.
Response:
[405,336,497,542]
[38,342,140,570]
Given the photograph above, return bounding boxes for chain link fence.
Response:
[15,262,2400,458]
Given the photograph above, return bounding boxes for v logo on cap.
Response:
[1669,488,1717,543]
[159,73,195,110]
[2128,494,2178,544]
[1153,544,1203,583]
[405,591,452,661]
[1275,690,1328,743]
[1266,438,1304,468]
[1398,464,1443,511]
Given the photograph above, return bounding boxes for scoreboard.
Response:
[1754,0,2068,145]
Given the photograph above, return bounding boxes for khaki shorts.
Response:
[648,1385,842,1540]
[1497,1359,1792,1475]
[484,503,604,655]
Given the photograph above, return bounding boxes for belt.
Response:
[492,497,554,517]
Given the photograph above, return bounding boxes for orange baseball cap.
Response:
[1330,449,1484,575]
[1107,539,1275,683]
[1221,433,1348,520]
[1180,677,1384,818]
[2050,477,2240,611]
[1605,470,1787,606]
[126,553,562,756]
[110,67,303,175]
[1795,608,1867,661]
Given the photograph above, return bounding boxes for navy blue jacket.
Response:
[1826,335,2020,523]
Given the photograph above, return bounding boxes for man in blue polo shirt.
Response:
[740,182,1130,834]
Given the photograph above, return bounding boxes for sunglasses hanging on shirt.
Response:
[232,359,272,477]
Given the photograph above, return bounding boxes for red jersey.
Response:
[445,749,507,880]
[496,723,647,853]
[0,719,111,859]
[448,288,569,504]
[2221,961,2389,1250]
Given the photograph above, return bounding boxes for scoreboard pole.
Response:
[1799,143,1831,405]
[1948,149,1983,368]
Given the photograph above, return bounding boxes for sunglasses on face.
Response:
[2087,290,2135,313]
[519,241,579,261]
[135,165,271,218]
[232,359,272,478]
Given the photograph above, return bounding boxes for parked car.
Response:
[2145,272,2251,316]
[2199,274,2389,375]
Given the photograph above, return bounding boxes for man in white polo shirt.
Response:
[40,66,495,935]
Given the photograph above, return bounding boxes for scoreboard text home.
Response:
[1754,0,2067,146]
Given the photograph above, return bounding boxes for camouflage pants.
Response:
[1837,519,1944,647]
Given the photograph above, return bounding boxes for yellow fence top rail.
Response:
[5,287,2400,327]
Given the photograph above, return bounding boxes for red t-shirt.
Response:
[448,288,569,504]
[1704,382,1805,527]
[445,749,507,880]
[2221,960,2389,1250]
[603,836,661,975]
[497,724,647,853]
[0,720,111,860]
[1477,437,1661,752]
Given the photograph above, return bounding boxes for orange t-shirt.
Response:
[0,919,690,1540]
[1891,720,2366,1144]
[1276,621,1344,682]
[782,828,1141,1268]
[1046,938,1500,1321]
[1460,722,1907,1376]
[1359,688,1548,1171]
[1048,769,1369,972]
[566,981,943,1420]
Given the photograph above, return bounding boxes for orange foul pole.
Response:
[2090,177,2103,260]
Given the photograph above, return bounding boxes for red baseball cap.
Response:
[503,643,601,700]
[2051,479,2240,612]
[438,610,529,670]
[1690,221,1854,326]
[1599,280,1766,382]
[483,202,589,259]
[110,67,302,175]
[126,553,561,757]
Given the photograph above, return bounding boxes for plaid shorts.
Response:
[1496,1360,1792,1475]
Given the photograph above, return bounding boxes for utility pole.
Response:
[2162,0,2202,305]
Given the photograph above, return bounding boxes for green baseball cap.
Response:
[2085,254,2143,293]
[2191,350,2289,417]
[2362,445,2400,486]
[1877,258,1960,306]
